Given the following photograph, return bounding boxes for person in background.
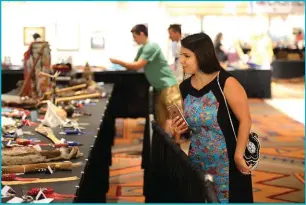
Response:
[296,30,304,50]
[168,24,184,82]
[214,32,228,64]
[110,24,183,143]
[296,30,303,43]
[172,32,253,203]
[248,32,274,68]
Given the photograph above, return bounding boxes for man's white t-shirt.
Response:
[171,41,184,82]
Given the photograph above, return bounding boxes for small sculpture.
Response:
[82,62,94,85]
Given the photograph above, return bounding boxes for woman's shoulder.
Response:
[219,69,235,80]
[179,77,189,89]
[218,69,237,89]
[179,76,192,96]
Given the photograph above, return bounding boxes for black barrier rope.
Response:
[142,86,155,200]
[144,121,220,203]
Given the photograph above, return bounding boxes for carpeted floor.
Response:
[107,98,305,203]
[107,153,144,203]
[271,80,304,99]
[106,118,145,203]
[265,80,305,125]
[265,99,305,125]
[248,99,304,203]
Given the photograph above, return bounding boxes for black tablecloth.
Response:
[2,68,271,103]
[2,84,113,203]
[271,60,305,79]
[241,47,305,56]
[1,70,150,117]
[228,69,272,99]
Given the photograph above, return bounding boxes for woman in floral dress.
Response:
[172,33,253,203]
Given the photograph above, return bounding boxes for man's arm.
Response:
[109,58,147,70]
[110,43,159,70]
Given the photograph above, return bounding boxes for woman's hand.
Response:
[172,116,189,135]
[234,155,252,175]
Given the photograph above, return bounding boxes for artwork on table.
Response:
[55,22,80,51]
[91,30,105,49]
[23,27,45,45]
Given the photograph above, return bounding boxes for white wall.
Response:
[1,2,174,66]
[4,2,301,67]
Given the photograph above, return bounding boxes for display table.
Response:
[2,69,150,117]
[228,68,272,99]
[1,69,24,93]
[2,84,113,203]
[242,47,305,58]
[271,60,305,79]
[1,68,272,100]
[85,69,272,99]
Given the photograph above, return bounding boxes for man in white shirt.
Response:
[168,24,183,82]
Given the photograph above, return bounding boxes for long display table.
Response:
[2,84,113,203]
[2,68,271,101]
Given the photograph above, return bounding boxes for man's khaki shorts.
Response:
[154,84,183,127]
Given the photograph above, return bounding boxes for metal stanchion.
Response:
[203,174,220,203]
[148,86,154,160]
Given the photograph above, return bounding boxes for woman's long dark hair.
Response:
[181,32,222,80]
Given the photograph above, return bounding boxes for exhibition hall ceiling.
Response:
[162,2,249,15]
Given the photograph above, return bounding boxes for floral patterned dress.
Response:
[179,70,253,203]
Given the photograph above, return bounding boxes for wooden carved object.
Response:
[2,147,83,166]
[2,94,38,109]
[2,161,81,174]
[83,62,94,84]
[44,84,87,96]
[2,176,78,186]
[35,125,62,144]
[55,92,101,103]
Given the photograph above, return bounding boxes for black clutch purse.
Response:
[217,73,260,170]
[243,132,260,168]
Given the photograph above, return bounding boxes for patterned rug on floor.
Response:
[107,153,144,203]
[248,99,304,203]
[107,99,305,203]
[107,118,145,203]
